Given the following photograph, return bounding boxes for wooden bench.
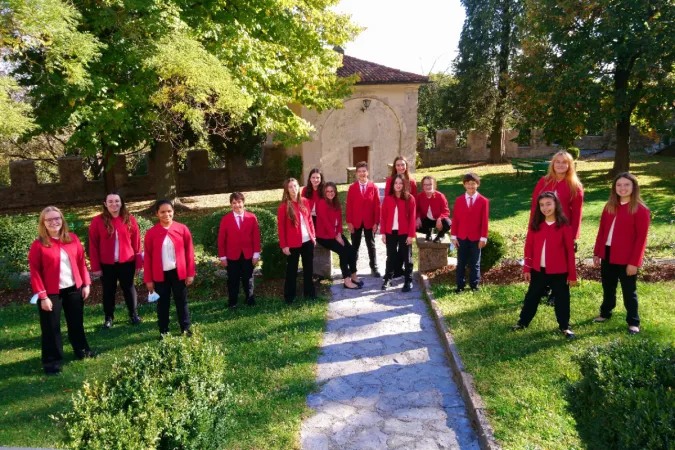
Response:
[510,158,549,177]
[416,234,452,272]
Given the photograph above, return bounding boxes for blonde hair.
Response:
[281,178,307,227]
[37,206,72,247]
[545,151,582,199]
[606,172,646,214]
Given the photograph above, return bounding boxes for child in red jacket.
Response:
[416,176,451,242]
[346,161,381,277]
[512,191,577,339]
[301,168,324,229]
[592,172,650,335]
[451,173,489,293]
[218,192,261,309]
[384,156,418,199]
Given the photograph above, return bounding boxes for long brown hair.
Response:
[102,191,132,236]
[388,174,412,219]
[390,156,412,181]
[304,168,325,200]
[282,178,307,227]
[37,206,73,247]
[323,182,341,210]
[530,191,569,232]
[605,172,645,214]
[545,151,582,199]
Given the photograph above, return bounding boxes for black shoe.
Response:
[228,304,238,311]
[77,350,97,360]
[454,288,465,294]
[159,332,168,341]
[183,329,193,337]
[102,318,113,329]
[354,279,364,287]
[130,315,142,325]
[247,297,256,306]
[470,286,480,292]
[285,298,294,305]
[433,235,442,243]
[381,279,391,290]
[44,368,61,376]
[510,323,527,331]
[371,270,381,278]
[561,329,575,340]
[393,269,403,279]
[343,282,361,290]
[425,233,432,241]
[402,280,412,292]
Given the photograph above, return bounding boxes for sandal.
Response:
[628,326,640,335]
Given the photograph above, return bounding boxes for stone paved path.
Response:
[300,221,480,449]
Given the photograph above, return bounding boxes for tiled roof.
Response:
[337,54,429,85]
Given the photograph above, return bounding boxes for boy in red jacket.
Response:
[451,173,489,293]
[346,161,381,277]
[218,192,261,309]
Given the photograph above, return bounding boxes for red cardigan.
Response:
[530,176,584,239]
[385,176,418,198]
[523,222,577,281]
[277,199,316,249]
[217,211,261,260]
[29,233,91,297]
[416,191,450,220]
[346,180,381,229]
[451,193,489,241]
[143,222,196,283]
[301,186,322,215]
[594,203,650,267]
[88,214,142,271]
[316,199,343,240]
[380,195,417,236]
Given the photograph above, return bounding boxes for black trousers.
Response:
[317,235,357,279]
[418,217,451,238]
[100,261,138,320]
[518,268,571,330]
[384,231,413,281]
[285,241,315,302]
[155,269,190,334]
[352,225,378,271]
[456,238,481,290]
[226,254,254,306]
[39,286,90,372]
[600,246,640,326]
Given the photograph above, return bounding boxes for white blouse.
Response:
[300,214,311,243]
[59,247,75,289]
[392,205,399,231]
[161,227,177,271]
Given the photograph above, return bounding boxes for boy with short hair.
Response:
[451,173,489,293]
[218,192,261,308]
[346,161,381,277]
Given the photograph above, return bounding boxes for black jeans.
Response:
[352,225,378,271]
[456,238,481,290]
[155,269,191,334]
[418,217,451,238]
[39,286,90,372]
[226,254,254,306]
[285,241,315,302]
[518,268,571,330]
[317,235,356,279]
[100,261,138,320]
[384,231,413,281]
[600,246,640,326]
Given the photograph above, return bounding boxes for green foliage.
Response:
[0,77,36,138]
[566,147,580,160]
[0,215,38,273]
[417,73,463,142]
[261,242,287,279]
[61,330,232,450]
[569,339,675,450]
[284,155,303,181]
[480,230,506,272]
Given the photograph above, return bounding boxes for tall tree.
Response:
[454,0,523,163]
[417,73,462,144]
[515,0,675,174]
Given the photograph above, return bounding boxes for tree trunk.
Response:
[487,0,512,164]
[152,139,180,204]
[102,148,117,194]
[612,116,631,175]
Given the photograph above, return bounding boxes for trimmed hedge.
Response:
[480,230,506,272]
[62,331,232,450]
[569,339,675,450]
[0,214,38,273]
[566,146,581,160]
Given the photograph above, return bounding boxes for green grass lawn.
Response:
[431,280,675,450]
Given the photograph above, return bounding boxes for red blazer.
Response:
[301,186,322,215]
[385,176,418,198]
[29,233,91,297]
[143,222,196,283]
[416,191,450,220]
[88,214,142,272]
[277,199,316,249]
[594,203,650,267]
[523,222,577,281]
[316,199,343,240]
[530,176,584,239]
[451,193,489,241]
[346,180,381,229]
[217,211,261,260]
[380,195,417,236]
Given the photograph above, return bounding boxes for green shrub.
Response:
[61,330,232,450]
[261,241,287,279]
[569,339,675,450]
[566,146,581,160]
[284,155,303,180]
[480,230,506,272]
[0,214,38,273]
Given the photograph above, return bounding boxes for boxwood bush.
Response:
[61,330,232,450]
[480,230,506,272]
[566,146,581,160]
[0,214,39,273]
[569,339,675,450]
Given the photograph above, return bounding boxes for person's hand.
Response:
[373,224,379,235]
[146,282,154,293]
[416,218,422,229]
[452,238,459,247]
[568,280,578,287]
[523,272,531,282]
[186,276,194,286]
[478,240,487,249]
[135,268,141,276]
[220,259,228,268]
[406,237,413,245]
[82,285,90,300]
[40,297,53,311]
[282,247,291,256]
[593,256,601,267]
[252,257,259,266]
[336,235,344,246]
[381,235,386,244]
[626,265,638,276]
[92,270,102,277]
[347,223,354,234]
[436,219,442,231]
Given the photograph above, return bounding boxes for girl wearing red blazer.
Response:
[316,182,363,290]
[218,192,261,308]
[381,174,417,292]
[89,191,142,328]
[384,155,418,203]
[592,173,650,335]
[416,176,451,242]
[346,161,381,277]
[512,192,577,339]
[278,178,316,303]
[29,206,95,375]
[301,168,325,229]
[144,200,195,336]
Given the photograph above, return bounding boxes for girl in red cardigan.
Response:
[416,175,451,242]
[29,206,95,375]
[278,178,316,303]
[316,182,363,290]
[301,168,325,229]
[144,200,195,336]
[384,155,418,199]
[512,192,577,339]
[89,191,142,328]
[381,174,417,292]
[592,172,650,335]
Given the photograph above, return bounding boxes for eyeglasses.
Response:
[44,217,62,224]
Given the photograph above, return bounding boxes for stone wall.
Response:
[574,127,659,150]
[0,148,287,211]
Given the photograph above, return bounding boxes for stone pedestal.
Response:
[313,244,333,278]
[416,235,451,272]
[346,167,356,184]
